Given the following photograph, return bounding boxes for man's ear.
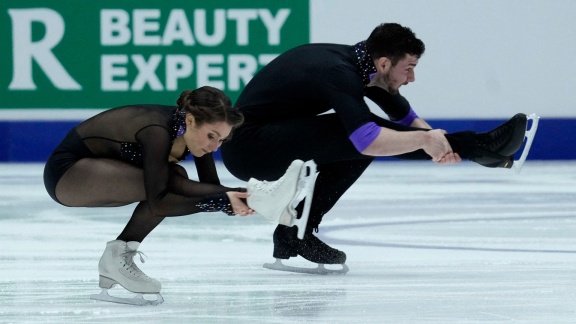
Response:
[375,57,391,73]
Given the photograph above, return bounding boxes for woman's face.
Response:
[184,114,232,157]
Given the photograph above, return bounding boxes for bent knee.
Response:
[169,163,188,178]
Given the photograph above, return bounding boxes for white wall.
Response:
[311,0,576,119]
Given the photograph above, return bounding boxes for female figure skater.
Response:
[44,86,304,305]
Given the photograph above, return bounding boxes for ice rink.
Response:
[1,160,575,323]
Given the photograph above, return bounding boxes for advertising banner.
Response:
[0,0,309,109]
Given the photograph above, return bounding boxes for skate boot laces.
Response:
[121,250,154,281]
[476,113,526,156]
[251,176,285,194]
[479,119,513,150]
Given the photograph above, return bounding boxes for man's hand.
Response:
[436,152,462,165]
[415,126,461,164]
[422,129,453,162]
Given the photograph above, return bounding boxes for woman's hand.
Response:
[226,191,255,216]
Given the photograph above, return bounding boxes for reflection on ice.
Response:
[1,161,575,323]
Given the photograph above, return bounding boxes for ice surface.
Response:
[1,161,575,323]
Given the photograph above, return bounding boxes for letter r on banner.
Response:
[8,8,82,90]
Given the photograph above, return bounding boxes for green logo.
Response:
[0,0,309,109]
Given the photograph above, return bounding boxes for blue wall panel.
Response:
[0,118,573,162]
[1,121,79,162]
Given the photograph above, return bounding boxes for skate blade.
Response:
[90,289,164,306]
[288,160,319,240]
[513,114,539,174]
[263,258,349,275]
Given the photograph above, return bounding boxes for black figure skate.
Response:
[263,225,349,275]
[471,113,539,173]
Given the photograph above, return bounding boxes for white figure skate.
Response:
[513,113,539,174]
[90,240,163,306]
[248,159,319,240]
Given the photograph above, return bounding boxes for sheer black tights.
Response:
[55,158,235,242]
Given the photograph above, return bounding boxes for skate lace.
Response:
[252,176,285,193]
[121,250,152,280]
[491,124,511,147]
[479,118,514,150]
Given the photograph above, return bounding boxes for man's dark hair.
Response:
[366,23,425,66]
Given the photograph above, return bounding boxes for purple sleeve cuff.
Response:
[397,107,419,126]
[349,122,381,153]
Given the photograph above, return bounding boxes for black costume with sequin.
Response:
[44,104,236,217]
[221,42,476,232]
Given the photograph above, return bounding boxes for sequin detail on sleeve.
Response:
[195,193,235,216]
[354,41,377,85]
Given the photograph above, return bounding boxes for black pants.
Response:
[221,113,475,229]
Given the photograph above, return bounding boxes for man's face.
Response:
[375,54,419,94]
